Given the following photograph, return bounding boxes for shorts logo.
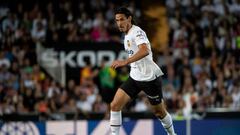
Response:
[147,95,159,99]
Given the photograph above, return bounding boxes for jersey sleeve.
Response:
[134,30,148,46]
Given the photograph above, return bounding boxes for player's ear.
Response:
[128,16,132,22]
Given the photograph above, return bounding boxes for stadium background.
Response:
[0,0,240,135]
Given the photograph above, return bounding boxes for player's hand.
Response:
[111,60,128,69]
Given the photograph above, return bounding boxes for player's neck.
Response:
[125,24,133,34]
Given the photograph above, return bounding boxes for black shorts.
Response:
[100,88,116,104]
[120,76,163,105]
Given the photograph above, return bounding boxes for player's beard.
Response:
[118,26,124,32]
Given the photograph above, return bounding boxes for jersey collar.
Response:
[126,25,135,35]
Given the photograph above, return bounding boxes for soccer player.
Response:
[110,7,177,135]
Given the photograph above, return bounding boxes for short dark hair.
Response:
[115,7,135,24]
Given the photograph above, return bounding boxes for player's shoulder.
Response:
[131,25,145,36]
[132,25,145,33]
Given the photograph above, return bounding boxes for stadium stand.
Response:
[0,0,239,120]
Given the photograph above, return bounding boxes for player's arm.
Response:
[126,30,150,64]
[111,29,149,69]
[111,43,149,69]
[125,43,149,64]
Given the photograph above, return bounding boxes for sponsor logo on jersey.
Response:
[126,49,134,55]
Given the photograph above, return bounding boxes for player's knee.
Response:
[110,101,121,111]
[152,107,167,119]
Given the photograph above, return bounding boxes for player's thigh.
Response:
[110,88,131,111]
[139,76,163,105]
[120,76,141,99]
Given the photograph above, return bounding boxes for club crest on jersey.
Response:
[127,40,131,47]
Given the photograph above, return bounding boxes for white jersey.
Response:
[124,25,164,81]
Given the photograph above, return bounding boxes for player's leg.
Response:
[110,76,140,135]
[140,77,176,135]
[150,101,176,135]
[110,88,131,135]
[100,87,117,119]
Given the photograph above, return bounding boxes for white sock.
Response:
[159,113,176,135]
[110,111,122,135]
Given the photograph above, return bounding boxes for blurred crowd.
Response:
[0,0,140,116]
[163,0,240,117]
[0,0,240,118]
